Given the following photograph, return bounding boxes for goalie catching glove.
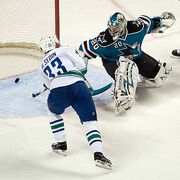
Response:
[159,12,176,32]
[113,56,139,114]
[151,12,176,33]
[158,12,175,33]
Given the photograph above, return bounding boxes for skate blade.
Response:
[95,160,112,170]
[52,149,67,156]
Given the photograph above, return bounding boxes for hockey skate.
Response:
[51,141,67,156]
[172,49,180,58]
[94,152,112,170]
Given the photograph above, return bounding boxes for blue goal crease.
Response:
[0,66,113,118]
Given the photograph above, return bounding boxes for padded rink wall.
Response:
[0,65,113,118]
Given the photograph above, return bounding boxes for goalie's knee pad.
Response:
[113,56,139,114]
[141,62,172,87]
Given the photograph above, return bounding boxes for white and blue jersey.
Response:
[40,46,97,122]
[40,46,87,90]
[79,15,161,62]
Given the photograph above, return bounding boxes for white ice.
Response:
[0,0,180,180]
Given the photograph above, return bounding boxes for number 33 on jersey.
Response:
[40,46,87,88]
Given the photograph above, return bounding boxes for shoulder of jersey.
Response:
[56,45,75,53]
[127,20,144,34]
[58,45,73,50]
[97,20,144,46]
[97,29,114,46]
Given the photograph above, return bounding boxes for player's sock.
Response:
[83,121,112,169]
[49,115,66,142]
[83,121,103,153]
[49,113,67,155]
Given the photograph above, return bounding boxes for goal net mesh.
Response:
[0,0,59,57]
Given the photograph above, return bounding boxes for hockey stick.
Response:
[32,80,112,98]
[91,83,112,96]
[32,86,48,98]
[84,78,112,96]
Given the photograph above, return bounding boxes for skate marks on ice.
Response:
[0,65,113,118]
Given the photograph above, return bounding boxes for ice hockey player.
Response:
[172,49,180,57]
[39,36,112,170]
[79,12,175,114]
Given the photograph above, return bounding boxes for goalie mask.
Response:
[107,12,127,38]
[39,36,57,53]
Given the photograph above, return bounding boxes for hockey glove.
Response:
[159,12,176,33]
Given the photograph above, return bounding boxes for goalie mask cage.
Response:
[0,0,60,58]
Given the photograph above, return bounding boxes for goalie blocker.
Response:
[113,56,139,114]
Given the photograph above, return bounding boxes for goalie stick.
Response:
[84,79,112,96]
[32,79,112,98]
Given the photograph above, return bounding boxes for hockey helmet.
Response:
[107,12,127,37]
[39,36,59,53]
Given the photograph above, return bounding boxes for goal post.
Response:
[0,0,60,58]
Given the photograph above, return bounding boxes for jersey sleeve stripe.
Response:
[82,41,97,59]
[139,16,151,34]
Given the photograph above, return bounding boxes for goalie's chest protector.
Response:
[95,22,147,61]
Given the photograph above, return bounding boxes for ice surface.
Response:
[0,66,113,117]
[0,0,180,180]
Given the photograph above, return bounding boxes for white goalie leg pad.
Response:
[114,56,139,114]
[141,62,172,88]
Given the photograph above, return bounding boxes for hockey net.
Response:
[0,0,60,58]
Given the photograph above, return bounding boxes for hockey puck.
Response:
[15,77,20,83]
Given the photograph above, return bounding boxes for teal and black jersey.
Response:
[79,15,161,62]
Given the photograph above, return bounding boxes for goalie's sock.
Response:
[94,152,112,170]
